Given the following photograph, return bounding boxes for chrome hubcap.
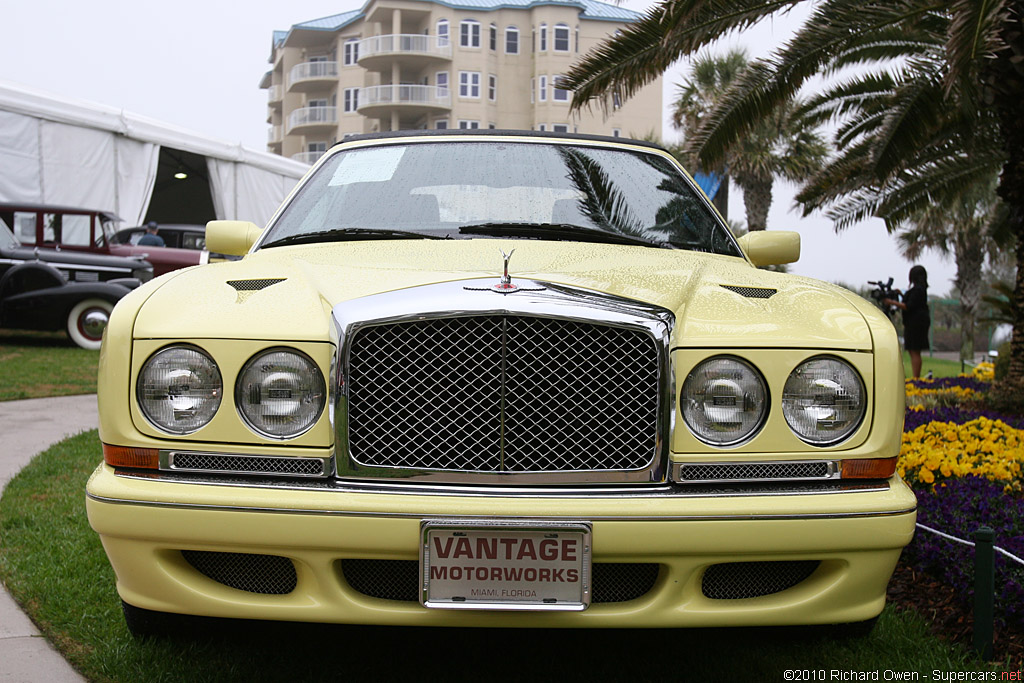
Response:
[82,310,109,339]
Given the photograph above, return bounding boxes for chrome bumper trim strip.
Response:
[86,491,916,521]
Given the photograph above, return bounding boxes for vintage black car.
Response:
[0,214,153,349]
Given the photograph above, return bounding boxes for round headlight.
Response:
[137,345,222,434]
[681,357,768,446]
[783,356,866,446]
[236,348,326,439]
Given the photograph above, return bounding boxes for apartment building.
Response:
[261,0,663,163]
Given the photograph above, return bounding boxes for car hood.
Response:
[132,240,874,349]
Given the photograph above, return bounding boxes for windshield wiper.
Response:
[261,228,444,249]
[457,222,675,249]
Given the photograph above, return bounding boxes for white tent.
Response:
[0,81,309,227]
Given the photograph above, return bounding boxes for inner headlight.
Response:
[236,348,326,439]
[137,345,222,434]
[783,356,866,446]
[681,356,768,446]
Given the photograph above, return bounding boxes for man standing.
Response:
[137,221,165,247]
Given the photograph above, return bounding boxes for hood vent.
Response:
[720,284,777,299]
[227,278,286,292]
[227,278,286,303]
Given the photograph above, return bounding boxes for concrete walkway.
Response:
[0,394,97,682]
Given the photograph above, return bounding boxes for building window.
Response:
[539,24,547,51]
[505,27,519,54]
[343,88,359,112]
[437,19,449,47]
[459,71,481,98]
[490,24,497,50]
[554,24,570,52]
[437,71,449,96]
[460,20,481,47]
[539,75,547,102]
[537,123,547,131]
[488,122,496,129]
[435,119,449,129]
[530,78,535,103]
[308,141,327,153]
[488,74,497,101]
[458,120,480,129]
[575,26,579,52]
[552,124,569,133]
[343,40,359,65]
[612,92,622,109]
[612,128,621,137]
[552,75,569,102]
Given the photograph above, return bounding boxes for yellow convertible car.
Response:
[86,131,915,636]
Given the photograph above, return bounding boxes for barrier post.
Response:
[972,526,995,660]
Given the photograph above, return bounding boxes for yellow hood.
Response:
[131,239,874,349]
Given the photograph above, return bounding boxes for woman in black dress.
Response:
[884,265,930,378]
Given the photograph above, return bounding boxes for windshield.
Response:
[262,141,741,256]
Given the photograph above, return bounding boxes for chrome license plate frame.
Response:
[419,519,592,611]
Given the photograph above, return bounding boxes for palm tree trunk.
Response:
[986,6,1024,400]
[737,174,773,231]
[954,231,983,363]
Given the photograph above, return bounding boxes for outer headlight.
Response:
[681,356,768,446]
[137,345,222,434]
[236,348,326,439]
[783,356,866,446]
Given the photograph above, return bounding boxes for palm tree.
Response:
[672,49,827,232]
[564,0,1024,400]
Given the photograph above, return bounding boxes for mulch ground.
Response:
[887,560,1024,669]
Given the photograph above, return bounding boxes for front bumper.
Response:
[86,464,916,628]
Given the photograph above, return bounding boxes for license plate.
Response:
[420,520,592,611]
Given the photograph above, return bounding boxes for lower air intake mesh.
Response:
[701,561,820,599]
[171,453,325,476]
[182,550,297,595]
[678,462,830,482]
[340,560,659,604]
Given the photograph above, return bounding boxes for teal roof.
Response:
[281,0,638,41]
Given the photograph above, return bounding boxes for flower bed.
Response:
[897,369,1024,630]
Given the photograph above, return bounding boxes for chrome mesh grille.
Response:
[340,560,659,603]
[182,550,297,595]
[171,453,325,476]
[678,462,830,482]
[347,315,659,473]
[701,561,820,599]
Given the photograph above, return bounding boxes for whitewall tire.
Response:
[66,298,113,350]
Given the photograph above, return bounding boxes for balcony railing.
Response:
[268,85,283,103]
[358,85,451,109]
[292,150,327,165]
[288,106,338,131]
[358,34,452,61]
[268,125,283,143]
[288,61,338,88]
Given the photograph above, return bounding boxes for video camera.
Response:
[867,278,901,320]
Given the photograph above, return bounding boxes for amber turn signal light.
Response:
[841,457,897,479]
[102,443,159,469]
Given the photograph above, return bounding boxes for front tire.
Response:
[66,298,113,350]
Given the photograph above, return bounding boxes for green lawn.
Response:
[0,431,1007,682]
[0,330,98,401]
[904,351,969,379]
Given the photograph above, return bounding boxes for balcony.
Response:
[357,85,451,117]
[292,150,327,165]
[268,85,283,106]
[287,106,338,134]
[357,34,452,68]
[287,61,338,92]
[268,125,283,144]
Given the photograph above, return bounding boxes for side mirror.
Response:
[737,230,800,267]
[205,221,264,257]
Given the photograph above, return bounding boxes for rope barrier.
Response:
[915,522,1024,567]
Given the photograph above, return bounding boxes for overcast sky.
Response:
[1,0,959,296]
